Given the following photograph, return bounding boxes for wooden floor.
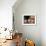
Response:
[0,39,16,46]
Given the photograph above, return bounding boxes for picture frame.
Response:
[22,14,36,25]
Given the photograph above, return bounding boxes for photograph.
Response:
[0,0,45,46]
[22,15,36,25]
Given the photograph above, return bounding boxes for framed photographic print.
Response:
[22,15,36,25]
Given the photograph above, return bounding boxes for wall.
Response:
[13,0,41,46]
[0,0,16,30]
[40,0,46,46]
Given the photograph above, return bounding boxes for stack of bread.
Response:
[26,40,35,46]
